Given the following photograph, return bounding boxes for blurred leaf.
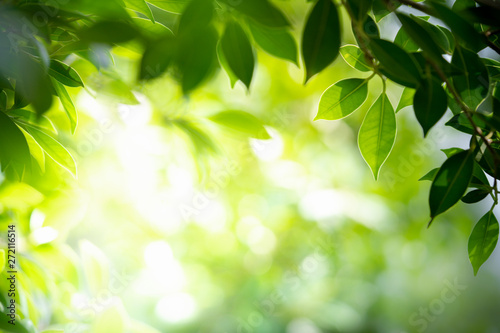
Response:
[369,39,422,88]
[248,21,298,65]
[40,330,64,333]
[21,124,77,178]
[148,0,188,13]
[413,76,448,136]
[220,21,255,89]
[347,0,373,21]
[93,305,127,333]
[302,0,341,82]
[468,210,499,275]
[483,58,500,81]
[0,182,43,210]
[21,127,46,172]
[125,0,155,22]
[79,21,139,44]
[0,90,7,111]
[79,240,110,294]
[52,80,77,134]
[209,110,270,139]
[174,119,218,154]
[428,150,474,225]
[133,17,173,40]
[461,188,489,203]
[87,73,139,104]
[0,249,4,274]
[49,60,84,88]
[316,78,369,120]
[0,111,31,176]
[139,37,175,80]
[340,45,371,72]
[451,47,489,111]
[358,93,396,180]
[219,0,289,27]
[396,87,415,112]
[419,168,438,181]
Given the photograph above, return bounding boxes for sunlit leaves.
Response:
[396,87,415,112]
[358,93,396,180]
[21,124,77,178]
[52,80,78,134]
[302,0,341,82]
[413,77,448,136]
[148,0,188,13]
[340,45,371,72]
[248,21,298,65]
[0,111,31,177]
[468,211,499,275]
[451,47,490,111]
[124,0,155,22]
[316,78,369,120]
[209,110,270,139]
[49,60,84,88]
[369,39,421,88]
[428,150,474,225]
[220,21,255,89]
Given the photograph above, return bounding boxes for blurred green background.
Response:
[1,1,500,332]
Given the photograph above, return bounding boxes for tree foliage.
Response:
[1,0,500,280]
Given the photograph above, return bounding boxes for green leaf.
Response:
[52,79,77,134]
[419,168,438,181]
[428,149,474,224]
[219,0,289,27]
[0,90,7,111]
[248,21,298,65]
[369,39,422,88]
[316,78,369,120]
[396,87,415,112]
[217,42,238,88]
[0,110,31,176]
[451,47,489,111]
[177,0,213,33]
[394,26,420,53]
[430,1,487,52]
[372,0,399,22]
[148,0,188,13]
[396,13,446,62]
[139,36,174,80]
[133,17,173,40]
[0,249,5,273]
[8,109,57,134]
[413,77,448,136]
[461,189,489,204]
[48,60,84,88]
[79,21,139,44]
[125,0,155,22]
[220,21,255,89]
[358,93,396,180]
[174,119,218,155]
[340,45,371,72]
[209,110,270,139]
[22,124,77,178]
[87,73,139,105]
[302,0,341,82]
[468,211,499,275]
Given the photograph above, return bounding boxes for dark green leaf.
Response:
[461,188,489,203]
[413,77,448,136]
[0,90,7,111]
[316,78,370,120]
[209,110,270,139]
[369,39,422,88]
[482,58,500,82]
[79,21,139,44]
[178,0,213,33]
[248,21,298,65]
[372,0,399,22]
[49,60,84,88]
[428,149,474,224]
[0,111,31,176]
[468,211,499,275]
[302,0,341,82]
[220,21,255,89]
[340,45,371,72]
[451,47,490,110]
[139,37,175,80]
[446,112,488,135]
[430,1,487,52]
[358,93,396,180]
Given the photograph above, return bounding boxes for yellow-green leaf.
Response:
[316,78,369,120]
